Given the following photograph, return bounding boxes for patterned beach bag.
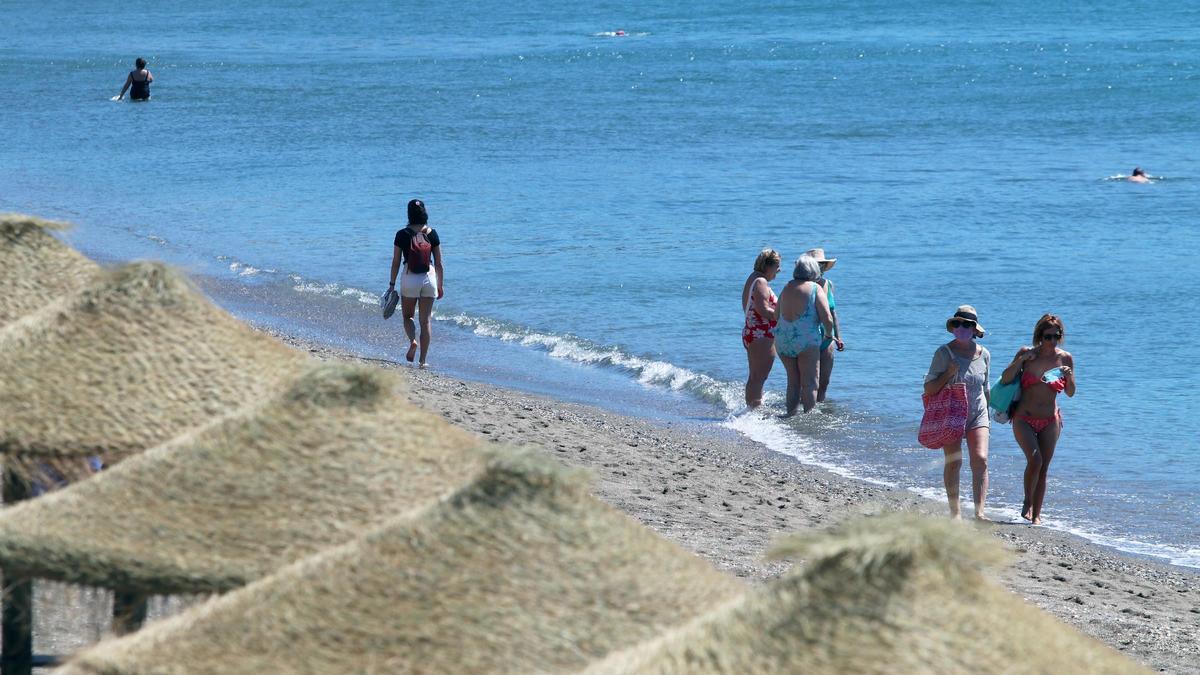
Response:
[918,383,969,449]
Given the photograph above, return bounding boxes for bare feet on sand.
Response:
[405,341,417,363]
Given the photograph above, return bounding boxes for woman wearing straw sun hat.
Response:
[806,248,844,403]
[924,305,991,520]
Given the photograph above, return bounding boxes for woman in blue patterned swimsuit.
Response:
[774,255,834,416]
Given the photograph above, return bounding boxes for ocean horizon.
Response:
[3,0,1198,569]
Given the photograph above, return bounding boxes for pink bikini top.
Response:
[1021,370,1067,393]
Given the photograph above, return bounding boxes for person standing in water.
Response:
[806,247,845,402]
[117,58,153,101]
[999,314,1075,525]
[388,199,444,368]
[741,249,781,408]
[775,255,834,416]
[924,305,991,520]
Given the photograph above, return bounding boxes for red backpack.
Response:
[406,227,433,273]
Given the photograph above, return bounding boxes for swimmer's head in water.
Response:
[407,199,428,226]
[135,57,147,69]
[1132,167,1146,177]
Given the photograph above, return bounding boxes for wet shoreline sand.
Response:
[279,329,1197,673]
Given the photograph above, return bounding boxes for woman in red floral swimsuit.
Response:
[741,249,781,408]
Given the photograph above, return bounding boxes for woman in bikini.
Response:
[774,255,834,416]
[999,314,1076,525]
[741,249,781,408]
[924,305,991,520]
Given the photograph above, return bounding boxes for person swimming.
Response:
[1128,167,1150,183]
[117,57,153,101]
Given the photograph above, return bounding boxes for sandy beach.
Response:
[273,331,1199,674]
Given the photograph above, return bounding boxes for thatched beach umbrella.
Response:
[0,364,487,671]
[0,260,304,674]
[0,213,98,327]
[0,260,304,484]
[60,451,744,675]
[584,514,1146,675]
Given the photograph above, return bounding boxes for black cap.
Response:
[407,199,428,225]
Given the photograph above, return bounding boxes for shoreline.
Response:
[269,327,1199,673]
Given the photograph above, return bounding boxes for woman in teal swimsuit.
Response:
[775,255,834,416]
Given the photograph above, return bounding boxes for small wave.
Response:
[592,30,649,38]
[289,275,376,306]
[441,313,742,409]
[217,255,277,278]
[145,234,168,246]
[723,411,897,488]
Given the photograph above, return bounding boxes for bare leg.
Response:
[797,347,820,413]
[778,354,800,416]
[1030,415,1062,525]
[817,343,834,402]
[401,296,418,362]
[743,339,776,408]
[417,297,435,366]
[942,442,963,519]
[1012,419,1042,521]
[966,426,989,520]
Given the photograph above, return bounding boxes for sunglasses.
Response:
[1041,332,1063,341]
[948,320,976,329]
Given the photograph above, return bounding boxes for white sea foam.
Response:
[287,274,377,306]
[441,313,743,409]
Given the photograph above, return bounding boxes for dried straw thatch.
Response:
[0,213,98,327]
[0,260,304,482]
[584,514,1147,675]
[61,451,743,674]
[0,364,487,595]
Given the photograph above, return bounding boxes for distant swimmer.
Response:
[1128,167,1150,183]
[117,57,153,101]
[615,29,627,36]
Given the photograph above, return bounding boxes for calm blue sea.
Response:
[3,1,1198,567]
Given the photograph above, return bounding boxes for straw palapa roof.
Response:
[61,451,744,675]
[0,364,487,595]
[0,260,304,479]
[584,514,1146,675]
[0,213,99,326]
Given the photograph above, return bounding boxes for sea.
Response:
[3,0,1197,568]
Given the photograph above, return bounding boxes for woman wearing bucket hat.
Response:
[998,314,1075,525]
[806,248,844,403]
[741,249,781,408]
[924,305,991,520]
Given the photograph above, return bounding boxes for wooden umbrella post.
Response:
[112,590,148,636]
[1,466,32,675]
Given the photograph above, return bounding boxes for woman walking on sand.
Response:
[388,199,444,368]
[741,249,781,408]
[998,314,1075,525]
[924,305,991,520]
[117,57,153,101]
[775,255,834,416]
[806,248,845,403]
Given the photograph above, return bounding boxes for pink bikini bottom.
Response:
[1014,409,1061,434]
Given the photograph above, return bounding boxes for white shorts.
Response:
[400,269,438,299]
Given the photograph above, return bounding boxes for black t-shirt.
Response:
[394,226,441,271]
